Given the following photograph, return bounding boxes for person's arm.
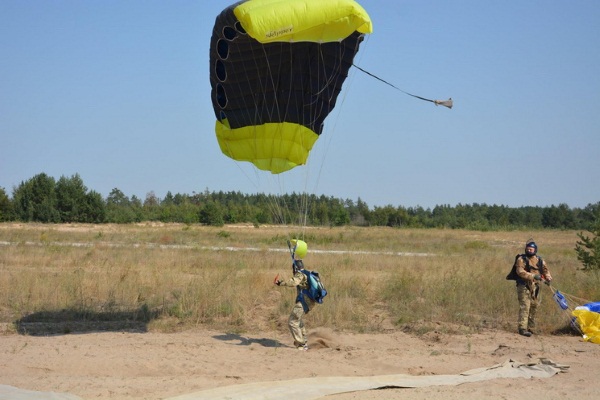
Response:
[516,257,537,281]
[541,259,552,282]
[276,271,304,287]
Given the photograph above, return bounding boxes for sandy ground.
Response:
[1,323,598,400]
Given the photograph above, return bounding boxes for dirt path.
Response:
[1,325,598,399]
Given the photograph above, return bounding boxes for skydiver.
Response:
[514,240,553,337]
[274,239,315,351]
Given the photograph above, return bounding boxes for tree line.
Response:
[0,173,598,230]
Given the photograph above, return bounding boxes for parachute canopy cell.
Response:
[209,0,373,174]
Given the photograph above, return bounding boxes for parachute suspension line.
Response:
[219,43,283,228]
[548,285,592,309]
[291,40,311,234]
[309,36,364,199]
[241,42,310,232]
[294,40,342,230]
[274,47,293,223]
[546,284,592,336]
[352,64,453,109]
[267,44,288,225]
[220,40,265,191]
[281,40,328,234]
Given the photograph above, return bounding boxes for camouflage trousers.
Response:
[288,302,307,347]
[517,283,541,331]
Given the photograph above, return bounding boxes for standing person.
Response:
[274,239,314,351]
[515,240,553,337]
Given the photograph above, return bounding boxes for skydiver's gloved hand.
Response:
[533,274,542,281]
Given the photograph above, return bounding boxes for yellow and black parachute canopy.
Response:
[209,0,372,174]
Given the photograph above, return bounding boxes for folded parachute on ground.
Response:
[209,0,372,174]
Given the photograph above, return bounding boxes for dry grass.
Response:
[1,223,598,336]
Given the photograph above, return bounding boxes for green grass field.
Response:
[1,223,597,336]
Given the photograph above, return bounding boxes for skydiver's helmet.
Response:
[290,239,307,272]
[291,239,307,259]
[525,241,538,256]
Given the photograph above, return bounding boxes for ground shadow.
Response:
[212,333,288,348]
[551,324,583,337]
[14,306,160,336]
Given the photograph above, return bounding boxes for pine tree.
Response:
[575,219,600,271]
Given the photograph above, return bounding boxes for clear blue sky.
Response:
[1,1,599,209]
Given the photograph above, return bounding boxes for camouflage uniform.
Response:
[515,254,552,333]
[278,268,316,349]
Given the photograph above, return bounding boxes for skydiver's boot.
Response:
[297,342,308,351]
[519,329,532,337]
